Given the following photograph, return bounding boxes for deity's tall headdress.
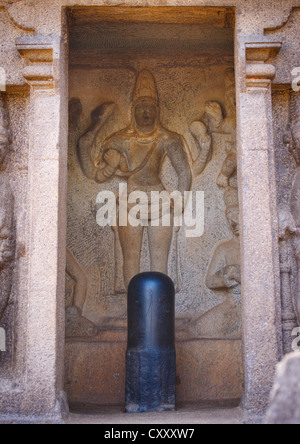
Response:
[133,70,159,106]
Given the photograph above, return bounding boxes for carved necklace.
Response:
[133,128,160,145]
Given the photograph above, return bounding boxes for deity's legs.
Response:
[148,224,173,276]
[118,224,144,289]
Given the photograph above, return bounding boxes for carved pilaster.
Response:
[13,35,68,420]
[238,41,282,419]
[245,41,297,356]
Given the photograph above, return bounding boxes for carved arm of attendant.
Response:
[217,150,237,189]
[222,265,241,288]
[190,121,212,176]
[66,248,88,313]
[77,103,115,181]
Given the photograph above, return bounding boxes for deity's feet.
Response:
[65,306,98,338]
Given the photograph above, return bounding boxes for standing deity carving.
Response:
[77,70,197,290]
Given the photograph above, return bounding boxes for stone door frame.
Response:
[2,3,284,422]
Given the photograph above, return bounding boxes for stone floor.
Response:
[68,405,244,425]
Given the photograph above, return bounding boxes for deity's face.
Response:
[0,129,8,165]
[226,207,240,237]
[134,100,158,132]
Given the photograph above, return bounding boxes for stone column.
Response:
[15,36,68,421]
[236,42,283,420]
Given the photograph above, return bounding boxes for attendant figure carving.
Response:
[195,186,241,338]
[65,248,98,338]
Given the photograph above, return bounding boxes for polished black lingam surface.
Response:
[125,272,176,414]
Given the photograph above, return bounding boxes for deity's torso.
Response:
[102,127,183,189]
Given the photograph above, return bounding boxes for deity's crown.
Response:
[133,70,159,106]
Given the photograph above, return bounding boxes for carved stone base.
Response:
[65,339,243,407]
[126,349,176,414]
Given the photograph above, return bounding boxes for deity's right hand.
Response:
[104,149,121,169]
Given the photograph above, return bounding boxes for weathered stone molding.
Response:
[245,42,281,89]
[16,37,55,87]
[264,6,299,34]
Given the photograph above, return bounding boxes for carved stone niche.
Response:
[65,7,243,409]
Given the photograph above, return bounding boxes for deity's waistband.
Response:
[117,183,174,223]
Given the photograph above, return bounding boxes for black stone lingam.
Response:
[125,272,176,414]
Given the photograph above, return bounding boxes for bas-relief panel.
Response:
[67,63,240,340]
[0,92,27,376]
[0,94,15,364]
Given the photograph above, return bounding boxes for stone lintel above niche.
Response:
[68,8,234,69]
